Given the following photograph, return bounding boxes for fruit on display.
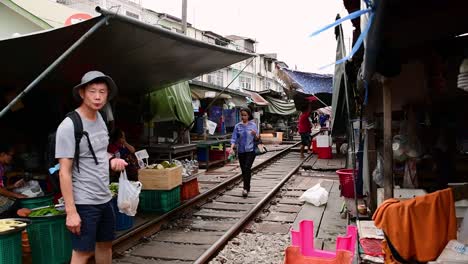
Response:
[17,208,32,217]
[147,161,178,170]
[0,219,27,233]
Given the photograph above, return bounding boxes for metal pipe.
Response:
[112,142,300,248]
[0,16,109,119]
[182,0,188,35]
[194,149,307,263]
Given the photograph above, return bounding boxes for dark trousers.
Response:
[238,151,256,192]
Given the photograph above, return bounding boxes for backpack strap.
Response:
[66,111,99,173]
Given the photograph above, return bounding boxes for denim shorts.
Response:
[71,200,115,252]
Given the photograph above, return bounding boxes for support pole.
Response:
[383,78,394,200]
[0,16,109,119]
[182,0,188,35]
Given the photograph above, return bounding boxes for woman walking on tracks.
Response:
[230,107,259,197]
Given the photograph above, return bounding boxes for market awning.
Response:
[191,87,232,100]
[245,91,269,106]
[277,68,333,111]
[265,96,297,115]
[0,10,253,98]
[331,23,351,137]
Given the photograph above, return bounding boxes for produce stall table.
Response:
[142,143,197,163]
[193,139,230,170]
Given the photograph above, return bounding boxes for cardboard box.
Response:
[138,165,182,190]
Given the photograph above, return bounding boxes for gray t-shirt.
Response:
[55,110,112,205]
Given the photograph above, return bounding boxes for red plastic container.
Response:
[181,178,200,201]
[317,147,332,159]
[311,138,318,154]
[209,150,227,161]
[336,169,356,198]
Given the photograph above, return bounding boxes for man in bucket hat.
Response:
[55,71,127,263]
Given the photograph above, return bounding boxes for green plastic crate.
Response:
[139,186,181,213]
[0,231,22,264]
[18,194,54,210]
[27,215,72,264]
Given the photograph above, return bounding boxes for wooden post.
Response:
[383,78,394,200]
[367,127,378,211]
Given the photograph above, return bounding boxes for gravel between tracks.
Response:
[208,232,289,264]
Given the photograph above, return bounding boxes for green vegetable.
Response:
[109,183,119,196]
[29,206,64,217]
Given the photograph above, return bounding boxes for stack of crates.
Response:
[138,166,182,213]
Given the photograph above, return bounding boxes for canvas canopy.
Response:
[150,81,194,127]
[265,96,297,115]
[0,10,253,99]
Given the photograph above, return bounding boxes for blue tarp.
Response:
[281,69,333,95]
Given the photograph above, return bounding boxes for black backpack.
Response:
[47,110,107,193]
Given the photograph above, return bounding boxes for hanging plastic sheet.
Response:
[265,96,297,115]
[150,81,194,127]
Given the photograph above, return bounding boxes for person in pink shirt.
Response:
[297,104,312,158]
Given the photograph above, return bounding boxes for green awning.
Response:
[331,24,351,137]
[265,96,297,115]
[150,81,194,127]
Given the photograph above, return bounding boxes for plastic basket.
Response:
[139,186,181,213]
[181,178,200,201]
[336,169,356,198]
[111,197,134,231]
[26,215,72,264]
[18,194,54,210]
[0,231,22,264]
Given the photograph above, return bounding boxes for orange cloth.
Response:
[283,246,352,264]
[372,188,457,263]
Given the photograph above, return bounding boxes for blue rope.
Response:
[317,12,375,70]
[309,8,372,37]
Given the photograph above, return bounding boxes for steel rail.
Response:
[112,142,301,253]
[194,151,310,263]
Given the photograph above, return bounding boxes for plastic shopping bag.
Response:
[299,183,329,206]
[117,170,142,216]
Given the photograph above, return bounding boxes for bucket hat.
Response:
[73,71,118,101]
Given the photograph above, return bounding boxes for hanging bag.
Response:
[117,170,142,216]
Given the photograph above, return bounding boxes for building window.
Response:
[207,71,223,86]
[267,61,273,72]
[239,76,252,90]
[264,81,271,90]
[126,11,140,20]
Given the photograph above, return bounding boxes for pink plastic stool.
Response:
[290,220,357,258]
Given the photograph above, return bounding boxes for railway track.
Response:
[113,144,310,264]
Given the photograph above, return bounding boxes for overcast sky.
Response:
[141,0,353,74]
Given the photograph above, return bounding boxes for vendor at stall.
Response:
[108,128,138,181]
[0,143,27,218]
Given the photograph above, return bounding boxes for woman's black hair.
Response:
[110,128,124,144]
[240,107,254,121]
